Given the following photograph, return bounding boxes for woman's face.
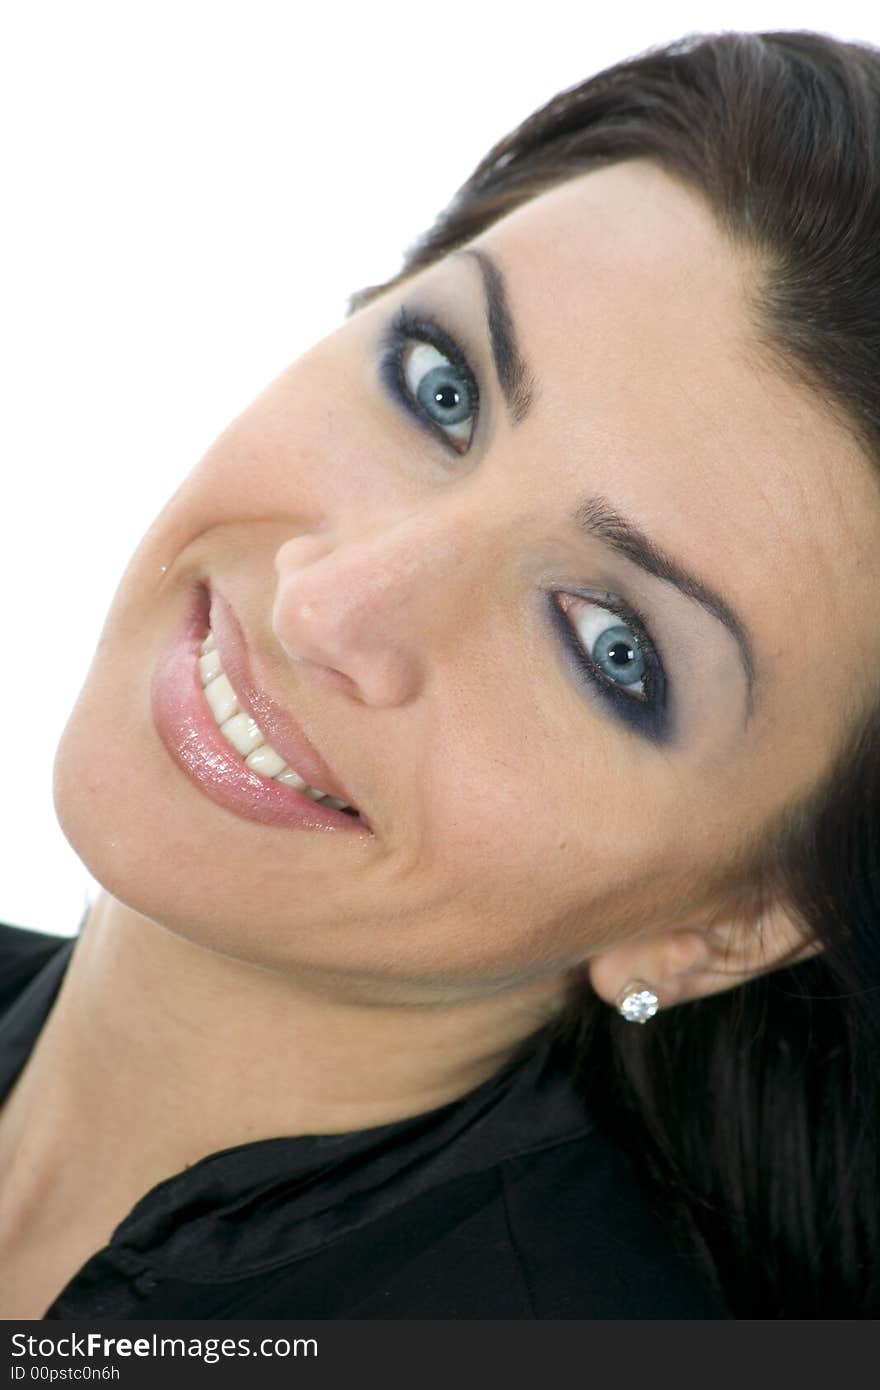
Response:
[54,159,880,1001]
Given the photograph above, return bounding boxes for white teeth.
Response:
[196,627,355,814]
[203,673,239,725]
[198,649,222,685]
[244,744,286,777]
[275,766,308,791]
[220,712,265,758]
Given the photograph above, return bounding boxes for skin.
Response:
[1,158,878,1314]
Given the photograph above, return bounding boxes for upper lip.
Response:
[207,586,365,819]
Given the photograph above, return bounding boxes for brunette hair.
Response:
[346,30,880,1317]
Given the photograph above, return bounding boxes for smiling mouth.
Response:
[197,629,361,817]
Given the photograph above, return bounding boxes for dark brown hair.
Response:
[346,30,880,1316]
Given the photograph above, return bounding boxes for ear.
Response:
[587,895,822,1014]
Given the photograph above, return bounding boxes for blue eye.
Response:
[572,604,648,694]
[379,306,480,455]
[549,593,671,744]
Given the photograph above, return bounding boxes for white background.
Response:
[3,0,878,935]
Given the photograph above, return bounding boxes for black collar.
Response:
[0,930,591,1284]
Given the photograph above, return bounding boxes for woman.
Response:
[1,28,878,1320]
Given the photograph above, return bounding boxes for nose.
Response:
[271,510,467,706]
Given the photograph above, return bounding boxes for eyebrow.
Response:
[454,247,536,424]
[454,246,756,719]
[575,494,757,719]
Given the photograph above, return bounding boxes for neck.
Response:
[0,893,565,1238]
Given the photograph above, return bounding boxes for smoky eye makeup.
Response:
[547,591,673,745]
[378,305,481,457]
[376,300,675,745]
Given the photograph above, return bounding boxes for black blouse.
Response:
[0,922,728,1319]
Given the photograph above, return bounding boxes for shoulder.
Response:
[276,1128,729,1319]
[356,1032,732,1319]
[496,1128,729,1317]
[0,921,72,1016]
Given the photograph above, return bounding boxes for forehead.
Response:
[468,158,880,757]
[483,157,747,311]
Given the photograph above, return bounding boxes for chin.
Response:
[52,662,245,956]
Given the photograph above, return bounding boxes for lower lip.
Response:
[150,585,370,835]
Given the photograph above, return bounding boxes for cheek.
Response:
[413,626,757,968]
[405,686,678,965]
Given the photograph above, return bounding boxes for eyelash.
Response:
[377,305,670,741]
[379,306,481,456]
[548,592,669,744]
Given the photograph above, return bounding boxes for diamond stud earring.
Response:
[616,981,660,1024]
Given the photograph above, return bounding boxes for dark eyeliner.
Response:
[378,306,672,742]
[378,305,481,454]
[547,592,672,745]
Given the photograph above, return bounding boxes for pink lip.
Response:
[150,584,372,835]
